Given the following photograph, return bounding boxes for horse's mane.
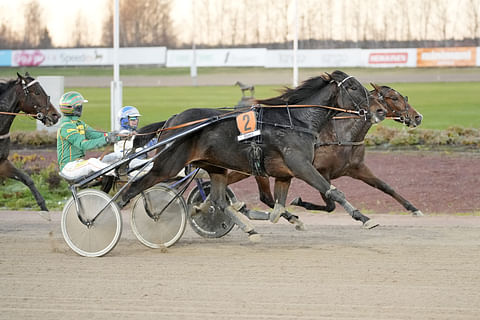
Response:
[0,79,16,97]
[255,73,332,106]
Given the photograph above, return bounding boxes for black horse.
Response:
[0,73,61,213]
[124,71,386,240]
[227,83,424,224]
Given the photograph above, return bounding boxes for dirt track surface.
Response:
[3,149,480,319]
[1,209,480,319]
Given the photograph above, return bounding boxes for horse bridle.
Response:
[18,78,52,122]
[376,87,410,124]
[334,75,370,120]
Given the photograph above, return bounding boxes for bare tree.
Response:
[23,0,47,48]
[101,0,177,47]
[467,0,480,43]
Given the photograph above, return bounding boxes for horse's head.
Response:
[15,72,61,126]
[370,83,422,127]
[328,71,386,124]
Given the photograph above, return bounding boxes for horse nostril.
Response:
[415,115,423,125]
[376,109,386,118]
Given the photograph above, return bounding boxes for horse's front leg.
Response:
[1,160,48,212]
[287,157,378,229]
[348,163,423,216]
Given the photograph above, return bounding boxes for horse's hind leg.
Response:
[227,172,275,209]
[1,160,48,213]
[255,176,275,208]
[267,177,306,231]
[349,164,423,216]
[290,192,336,212]
[211,171,261,242]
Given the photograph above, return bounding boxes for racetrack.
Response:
[1,209,480,319]
[3,68,480,318]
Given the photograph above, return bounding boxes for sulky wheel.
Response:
[186,181,237,238]
[130,184,187,248]
[61,189,122,257]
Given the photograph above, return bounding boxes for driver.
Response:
[102,106,155,177]
[57,91,118,180]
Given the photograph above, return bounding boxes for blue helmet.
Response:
[119,106,141,130]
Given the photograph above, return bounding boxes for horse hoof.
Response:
[363,219,379,229]
[412,210,424,217]
[248,233,262,242]
[289,217,306,231]
[294,221,306,231]
[38,211,51,222]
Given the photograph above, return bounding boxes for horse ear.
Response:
[25,71,31,77]
[16,72,24,83]
[321,73,331,81]
[370,83,380,91]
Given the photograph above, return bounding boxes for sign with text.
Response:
[417,47,476,67]
[363,48,416,67]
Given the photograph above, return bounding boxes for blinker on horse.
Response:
[122,70,386,241]
[0,73,61,213]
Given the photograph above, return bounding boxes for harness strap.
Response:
[260,104,363,115]
[257,120,317,136]
[315,140,364,147]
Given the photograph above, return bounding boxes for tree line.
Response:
[1,0,479,50]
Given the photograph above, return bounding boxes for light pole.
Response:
[110,0,123,131]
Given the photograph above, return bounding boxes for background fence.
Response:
[1,46,478,68]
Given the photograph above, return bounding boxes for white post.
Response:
[36,76,64,133]
[110,0,123,131]
[293,0,298,87]
[190,0,198,86]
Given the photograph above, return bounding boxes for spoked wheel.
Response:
[61,189,122,257]
[131,184,187,248]
[186,181,237,238]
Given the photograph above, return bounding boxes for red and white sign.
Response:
[368,52,408,64]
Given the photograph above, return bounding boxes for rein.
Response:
[0,110,42,119]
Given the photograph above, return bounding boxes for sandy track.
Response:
[1,210,480,319]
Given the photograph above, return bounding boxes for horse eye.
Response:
[350,86,357,91]
[392,96,398,101]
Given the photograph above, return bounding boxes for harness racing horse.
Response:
[122,71,386,240]
[0,73,61,212]
[226,83,424,224]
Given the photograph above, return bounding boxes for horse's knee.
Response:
[325,186,345,204]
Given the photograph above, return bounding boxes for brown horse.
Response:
[0,73,61,213]
[226,83,424,222]
[123,71,387,240]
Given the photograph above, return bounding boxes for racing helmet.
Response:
[119,106,142,130]
[59,91,88,117]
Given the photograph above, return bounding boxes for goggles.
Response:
[128,116,139,121]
